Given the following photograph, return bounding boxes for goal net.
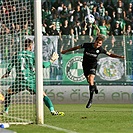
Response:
[0,0,35,124]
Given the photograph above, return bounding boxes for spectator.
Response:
[81,2,90,21]
[104,0,115,18]
[91,6,100,25]
[113,0,126,19]
[42,7,52,24]
[59,19,71,50]
[73,4,82,22]
[124,3,132,26]
[67,3,75,26]
[42,19,48,35]
[92,21,100,36]
[59,19,70,36]
[73,21,82,40]
[60,4,69,23]
[9,5,18,28]
[125,25,132,47]
[98,1,105,20]
[1,6,9,25]
[112,14,126,34]
[68,28,77,49]
[56,2,64,15]
[52,13,61,33]
[104,11,112,24]
[105,19,112,36]
[112,21,122,36]
[48,22,59,35]
[21,22,32,35]
[42,0,51,11]
[75,0,83,7]
[98,20,109,37]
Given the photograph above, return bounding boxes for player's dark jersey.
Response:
[81,43,107,76]
[81,43,107,63]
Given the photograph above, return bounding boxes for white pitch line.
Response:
[2,115,33,124]
[39,124,78,133]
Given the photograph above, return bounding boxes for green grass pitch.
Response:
[8,104,133,133]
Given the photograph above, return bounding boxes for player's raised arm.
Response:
[106,51,125,59]
[61,45,81,54]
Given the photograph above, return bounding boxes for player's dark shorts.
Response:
[82,61,97,78]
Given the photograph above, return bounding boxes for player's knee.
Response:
[89,75,95,83]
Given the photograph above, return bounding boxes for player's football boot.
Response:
[86,100,92,108]
[51,111,65,116]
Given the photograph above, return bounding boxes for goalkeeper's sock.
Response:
[43,96,54,112]
[4,93,11,113]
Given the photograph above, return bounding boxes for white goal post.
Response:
[34,0,44,124]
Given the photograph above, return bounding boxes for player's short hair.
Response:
[25,39,33,48]
[95,35,105,42]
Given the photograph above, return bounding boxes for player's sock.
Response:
[43,96,54,112]
[94,82,98,94]
[86,85,95,108]
[4,93,11,113]
[43,96,65,116]
[89,85,95,100]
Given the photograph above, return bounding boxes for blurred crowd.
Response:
[41,0,133,41]
[41,0,133,53]
[0,0,133,61]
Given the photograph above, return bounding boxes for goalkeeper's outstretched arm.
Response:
[43,52,59,68]
[61,45,81,54]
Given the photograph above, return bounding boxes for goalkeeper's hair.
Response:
[25,38,33,48]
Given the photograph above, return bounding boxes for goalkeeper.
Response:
[61,35,124,108]
[1,39,64,116]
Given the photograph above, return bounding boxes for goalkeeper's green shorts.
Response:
[9,79,36,94]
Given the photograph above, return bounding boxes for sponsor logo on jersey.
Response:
[96,50,100,53]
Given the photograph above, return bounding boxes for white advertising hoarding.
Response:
[44,85,133,104]
[0,85,132,104]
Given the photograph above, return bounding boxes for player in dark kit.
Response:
[61,35,124,108]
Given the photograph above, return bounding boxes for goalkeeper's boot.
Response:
[0,107,9,115]
[86,100,92,108]
[51,111,65,116]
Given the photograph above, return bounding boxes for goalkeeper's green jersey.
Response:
[6,50,51,93]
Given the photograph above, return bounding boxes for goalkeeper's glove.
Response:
[50,52,59,63]
[1,71,10,79]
